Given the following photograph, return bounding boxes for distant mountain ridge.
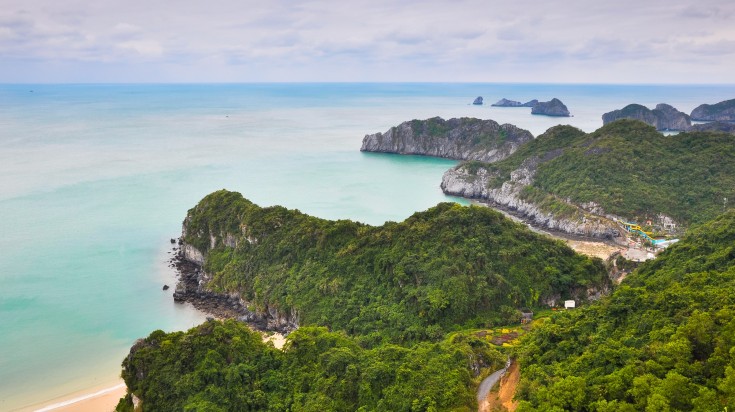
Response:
[602,103,691,131]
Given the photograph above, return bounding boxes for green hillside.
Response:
[456,120,735,228]
[515,210,735,411]
[117,323,503,412]
[114,190,611,411]
[181,190,607,344]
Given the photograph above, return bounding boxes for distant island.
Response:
[491,98,538,107]
[690,98,735,121]
[472,96,483,105]
[360,116,533,163]
[602,103,691,131]
[531,98,571,117]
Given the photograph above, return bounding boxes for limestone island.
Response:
[472,96,483,105]
[691,98,735,121]
[602,103,691,131]
[491,98,538,107]
[360,116,533,163]
[531,98,570,117]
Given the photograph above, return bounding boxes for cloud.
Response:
[0,0,734,82]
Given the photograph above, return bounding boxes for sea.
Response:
[1,83,734,410]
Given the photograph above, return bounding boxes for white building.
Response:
[564,300,576,309]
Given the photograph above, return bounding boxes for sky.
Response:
[0,0,733,83]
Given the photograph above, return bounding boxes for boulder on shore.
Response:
[531,98,570,117]
[691,98,735,121]
[602,103,691,131]
[473,96,483,105]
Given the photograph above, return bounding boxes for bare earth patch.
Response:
[480,361,520,412]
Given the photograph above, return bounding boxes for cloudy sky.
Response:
[1,0,733,83]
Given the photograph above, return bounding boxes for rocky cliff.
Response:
[360,116,534,163]
[491,98,538,107]
[440,158,621,239]
[174,200,299,333]
[602,103,691,131]
[531,98,570,116]
[690,98,735,121]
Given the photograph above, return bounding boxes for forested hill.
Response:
[180,190,608,344]
[515,210,735,411]
[118,322,505,411]
[442,120,735,234]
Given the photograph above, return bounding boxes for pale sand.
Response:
[263,332,287,349]
[564,239,622,260]
[19,380,126,412]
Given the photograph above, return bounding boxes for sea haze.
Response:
[1,83,734,409]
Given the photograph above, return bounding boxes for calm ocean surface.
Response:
[1,83,734,409]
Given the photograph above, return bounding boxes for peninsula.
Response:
[441,120,735,238]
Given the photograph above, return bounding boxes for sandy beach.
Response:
[17,330,286,412]
[17,380,126,412]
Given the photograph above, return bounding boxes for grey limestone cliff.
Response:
[602,103,691,131]
[174,222,299,333]
[531,98,570,117]
[360,116,534,163]
[440,160,621,239]
[691,98,735,121]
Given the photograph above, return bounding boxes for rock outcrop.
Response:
[602,103,691,131]
[491,98,538,107]
[689,121,735,134]
[473,96,483,105]
[440,160,621,239]
[691,98,735,121]
[172,237,299,334]
[531,98,570,117]
[360,117,534,163]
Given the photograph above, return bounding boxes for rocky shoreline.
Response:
[169,241,298,334]
[441,161,623,240]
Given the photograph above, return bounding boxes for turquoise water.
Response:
[1,83,734,409]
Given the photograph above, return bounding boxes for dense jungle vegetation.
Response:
[117,323,504,411]
[114,190,610,410]
[458,120,735,227]
[182,190,607,345]
[515,210,735,411]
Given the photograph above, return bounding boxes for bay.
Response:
[0,83,733,409]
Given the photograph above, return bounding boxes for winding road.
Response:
[477,357,512,403]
